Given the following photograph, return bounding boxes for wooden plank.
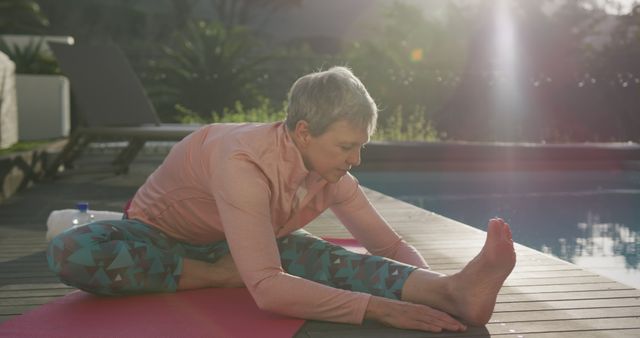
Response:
[412,247,542,257]
[503,275,616,286]
[0,277,61,284]
[506,270,597,279]
[490,306,640,322]
[428,262,580,272]
[494,297,640,312]
[497,289,640,302]
[500,282,633,294]
[494,329,640,337]
[0,305,38,315]
[0,257,47,263]
[485,317,640,335]
[0,261,52,267]
[0,283,71,291]
[0,288,65,298]
[0,289,73,299]
[510,265,583,272]
[0,248,45,254]
[0,272,57,278]
[425,261,533,270]
[0,297,59,306]
[433,269,598,278]
[420,254,562,266]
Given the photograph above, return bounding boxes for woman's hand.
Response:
[365,296,467,332]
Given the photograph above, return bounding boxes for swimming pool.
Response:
[353,170,640,289]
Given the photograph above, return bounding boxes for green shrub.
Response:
[177,97,286,124]
[145,20,273,122]
[0,38,59,74]
[373,105,441,142]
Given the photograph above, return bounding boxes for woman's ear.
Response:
[294,120,312,147]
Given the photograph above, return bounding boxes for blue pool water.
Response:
[353,170,640,289]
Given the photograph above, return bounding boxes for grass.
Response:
[0,140,51,157]
[372,105,441,142]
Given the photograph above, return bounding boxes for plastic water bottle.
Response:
[46,208,123,241]
[72,202,95,226]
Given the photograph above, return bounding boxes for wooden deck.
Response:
[1,154,639,337]
[299,191,640,337]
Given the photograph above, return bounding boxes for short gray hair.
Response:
[285,66,378,136]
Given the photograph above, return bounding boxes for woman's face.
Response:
[296,119,370,183]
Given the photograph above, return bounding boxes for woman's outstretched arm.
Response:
[330,178,429,268]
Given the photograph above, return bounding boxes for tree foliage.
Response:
[0,0,49,33]
[208,0,302,29]
[145,21,273,121]
[34,0,301,122]
[433,0,640,142]
[342,2,470,139]
[588,3,640,141]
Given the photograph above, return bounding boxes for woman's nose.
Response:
[347,148,361,167]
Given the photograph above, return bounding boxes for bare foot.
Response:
[450,218,516,326]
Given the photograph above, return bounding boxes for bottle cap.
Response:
[76,202,89,212]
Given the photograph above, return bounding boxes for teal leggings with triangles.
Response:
[47,219,417,299]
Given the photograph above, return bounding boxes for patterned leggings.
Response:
[46,219,417,299]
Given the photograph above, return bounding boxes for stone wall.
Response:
[0,51,18,149]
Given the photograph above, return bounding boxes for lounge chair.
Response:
[44,43,201,176]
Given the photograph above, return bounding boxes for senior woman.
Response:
[48,66,515,332]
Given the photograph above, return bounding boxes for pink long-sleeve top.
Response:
[127,121,428,324]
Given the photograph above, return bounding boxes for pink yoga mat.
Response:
[0,238,364,338]
[0,288,302,338]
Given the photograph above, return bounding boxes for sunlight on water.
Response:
[541,213,639,288]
